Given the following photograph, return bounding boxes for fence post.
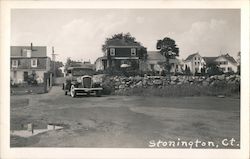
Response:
[27,123,34,134]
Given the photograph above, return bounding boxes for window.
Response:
[228,67,232,72]
[219,61,228,65]
[150,64,154,70]
[194,62,197,65]
[31,59,37,67]
[110,48,115,56]
[198,57,200,60]
[12,60,18,68]
[198,62,200,65]
[194,57,196,60]
[26,50,32,58]
[131,48,136,56]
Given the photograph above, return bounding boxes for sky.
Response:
[11,9,240,63]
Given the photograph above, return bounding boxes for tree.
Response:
[237,51,240,74]
[156,37,179,75]
[50,61,64,77]
[102,32,139,53]
[206,62,223,76]
[184,65,191,75]
[64,57,73,71]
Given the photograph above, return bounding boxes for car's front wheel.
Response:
[70,85,76,98]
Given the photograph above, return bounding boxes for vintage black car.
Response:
[63,66,103,98]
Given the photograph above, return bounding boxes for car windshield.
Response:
[72,68,94,76]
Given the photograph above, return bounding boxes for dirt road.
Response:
[10,86,240,148]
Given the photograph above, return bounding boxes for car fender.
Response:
[71,81,79,87]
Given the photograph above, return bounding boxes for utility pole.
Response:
[51,47,59,79]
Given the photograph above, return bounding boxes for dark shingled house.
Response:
[96,38,147,71]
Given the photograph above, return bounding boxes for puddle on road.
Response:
[11,124,64,138]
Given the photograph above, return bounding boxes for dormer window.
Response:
[12,60,18,68]
[26,50,32,58]
[131,48,136,56]
[110,48,115,56]
[31,58,37,67]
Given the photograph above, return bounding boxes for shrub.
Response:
[101,76,115,95]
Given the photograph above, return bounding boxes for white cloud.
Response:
[175,19,239,59]
[53,15,129,63]
[11,10,240,63]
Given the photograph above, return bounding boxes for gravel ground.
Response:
[10,86,240,148]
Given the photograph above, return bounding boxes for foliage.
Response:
[102,32,140,52]
[27,72,38,85]
[156,37,179,74]
[64,57,83,72]
[50,61,64,77]
[102,32,147,59]
[64,57,73,71]
[102,32,147,72]
[206,62,223,76]
[184,65,192,75]
[102,67,143,77]
[101,76,116,95]
[237,51,240,75]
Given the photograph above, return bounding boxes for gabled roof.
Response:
[169,58,182,64]
[185,52,200,61]
[218,54,237,64]
[147,51,165,61]
[106,38,142,47]
[147,51,181,64]
[95,56,107,63]
[203,54,237,65]
[11,46,47,57]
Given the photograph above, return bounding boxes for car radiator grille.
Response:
[82,77,92,88]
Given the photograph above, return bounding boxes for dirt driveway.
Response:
[10,86,240,148]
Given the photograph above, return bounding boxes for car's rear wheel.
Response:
[70,85,76,98]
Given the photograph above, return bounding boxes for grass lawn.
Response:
[11,84,46,95]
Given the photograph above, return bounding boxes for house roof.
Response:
[11,46,47,57]
[185,52,200,61]
[95,56,107,63]
[169,58,182,64]
[106,38,142,47]
[68,62,95,70]
[203,54,237,65]
[147,51,181,64]
[147,51,165,61]
[219,54,237,64]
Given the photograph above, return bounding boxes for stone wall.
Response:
[100,74,240,94]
